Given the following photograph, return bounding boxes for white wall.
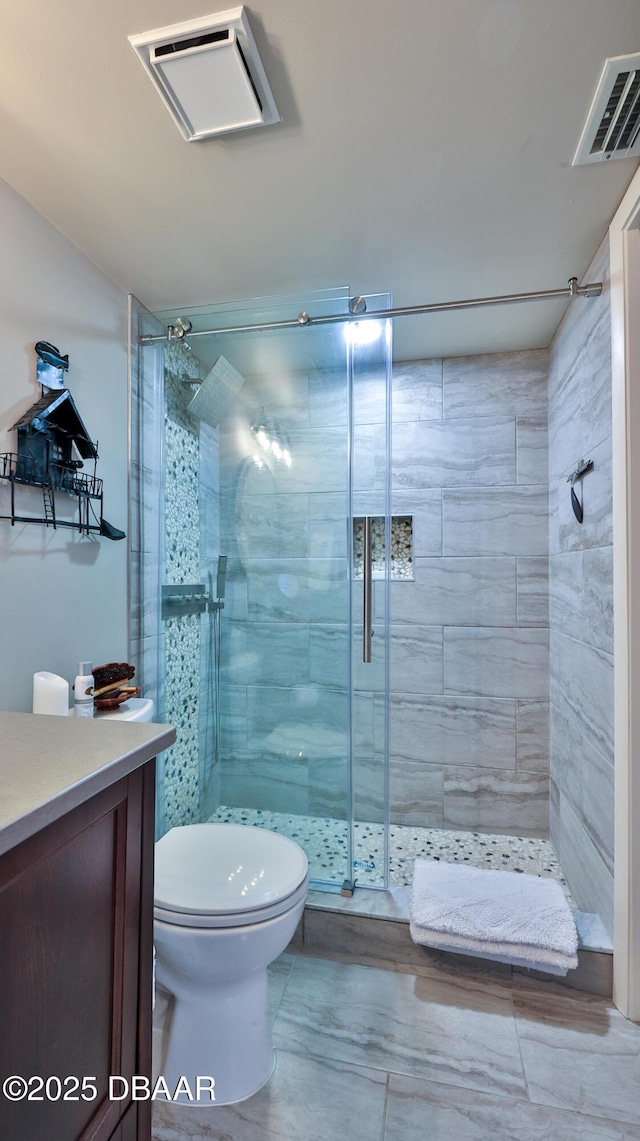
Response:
[0,178,129,713]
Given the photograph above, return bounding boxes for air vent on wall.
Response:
[574,52,640,165]
[128,7,280,142]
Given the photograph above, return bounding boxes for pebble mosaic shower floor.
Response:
[208,805,576,906]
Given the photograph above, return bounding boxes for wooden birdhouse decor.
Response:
[0,342,125,539]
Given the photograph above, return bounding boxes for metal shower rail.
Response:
[141,276,603,343]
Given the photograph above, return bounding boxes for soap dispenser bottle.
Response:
[74,661,94,718]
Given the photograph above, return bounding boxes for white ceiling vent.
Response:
[128,7,280,142]
[573,52,640,165]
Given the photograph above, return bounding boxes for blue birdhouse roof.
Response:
[11,389,98,460]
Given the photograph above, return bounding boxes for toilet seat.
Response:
[154,823,309,928]
[154,875,309,928]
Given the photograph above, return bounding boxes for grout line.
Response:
[511,991,533,1105]
[381,1072,391,1141]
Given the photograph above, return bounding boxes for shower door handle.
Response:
[363,515,373,663]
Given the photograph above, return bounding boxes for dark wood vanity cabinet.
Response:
[0,760,156,1141]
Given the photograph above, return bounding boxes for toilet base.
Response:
[154,897,305,1106]
[158,964,274,1106]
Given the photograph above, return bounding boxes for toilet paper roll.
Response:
[33,671,70,716]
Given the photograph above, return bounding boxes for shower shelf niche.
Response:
[353,515,413,581]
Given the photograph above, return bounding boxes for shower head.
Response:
[187,355,246,428]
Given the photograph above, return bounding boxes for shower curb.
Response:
[288,901,613,999]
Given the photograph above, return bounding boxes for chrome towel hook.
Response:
[567,458,594,524]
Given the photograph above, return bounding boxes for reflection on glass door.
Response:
[134,288,392,891]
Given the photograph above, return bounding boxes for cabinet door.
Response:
[0,763,155,1141]
[107,1100,138,1141]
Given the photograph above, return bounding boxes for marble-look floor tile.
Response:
[152,1052,387,1141]
[267,953,295,1020]
[384,1073,632,1141]
[513,989,640,1127]
[274,956,527,1097]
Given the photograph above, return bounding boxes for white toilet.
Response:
[153,822,308,1105]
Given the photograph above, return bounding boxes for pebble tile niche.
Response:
[353,516,413,580]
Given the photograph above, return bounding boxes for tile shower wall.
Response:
[388,351,550,836]
[218,352,550,837]
[547,236,614,934]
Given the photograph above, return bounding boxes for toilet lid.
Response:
[154,823,309,916]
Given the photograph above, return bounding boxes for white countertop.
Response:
[0,711,175,856]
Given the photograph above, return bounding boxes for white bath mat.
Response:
[410,859,578,975]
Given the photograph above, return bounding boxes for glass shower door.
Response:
[182,290,357,890]
[350,299,392,890]
[134,287,392,892]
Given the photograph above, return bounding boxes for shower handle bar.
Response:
[140,279,603,343]
[363,516,373,664]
